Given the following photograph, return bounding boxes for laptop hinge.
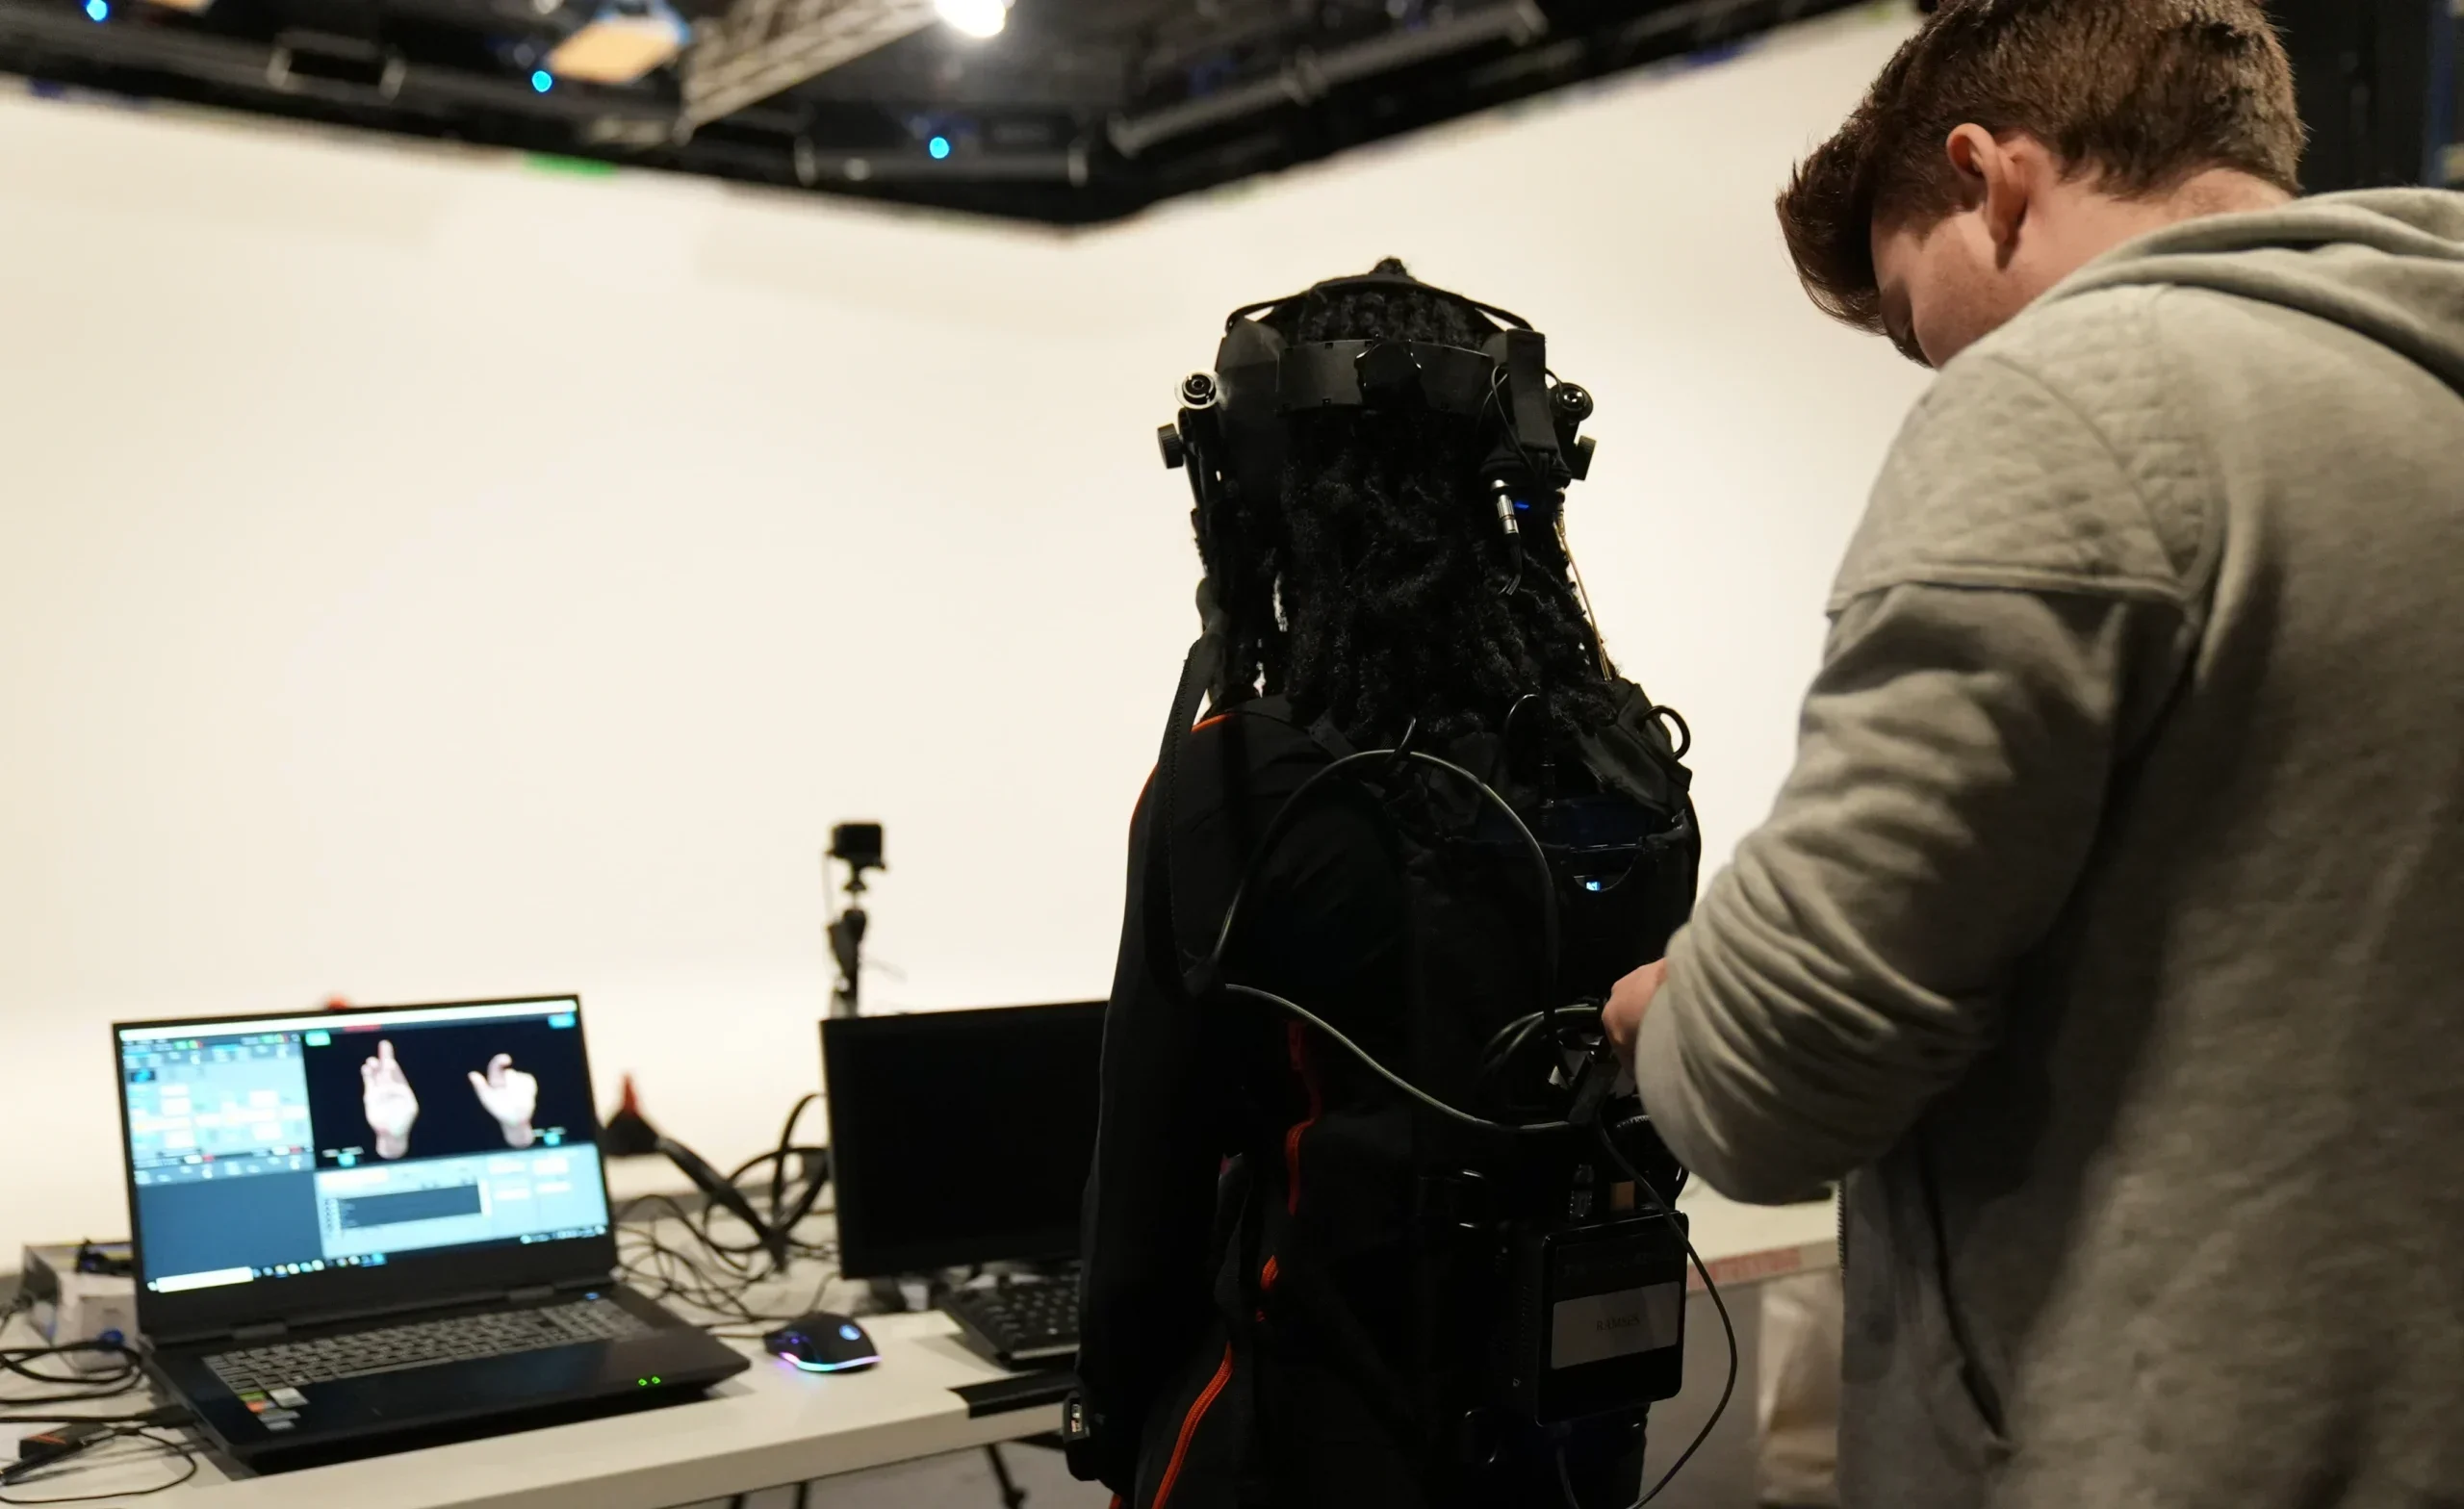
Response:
[231,1321,288,1343]
[506,1285,556,1304]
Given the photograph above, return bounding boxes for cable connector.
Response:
[1564,1043,1622,1131]
[7,1420,118,1483]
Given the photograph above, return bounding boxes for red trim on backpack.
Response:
[1150,1343,1235,1509]
[1282,1022,1322,1216]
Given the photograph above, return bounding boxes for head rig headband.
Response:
[1158,269,1600,596]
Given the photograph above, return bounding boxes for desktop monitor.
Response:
[114,996,615,1335]
[821,1002,1104,1280]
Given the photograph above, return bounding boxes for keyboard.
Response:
[206,1297,654,1394]
[941,1279,1079,1369]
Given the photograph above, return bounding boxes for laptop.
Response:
[113,995,747,1472]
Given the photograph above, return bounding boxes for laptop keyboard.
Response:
[206,1297,654,1394]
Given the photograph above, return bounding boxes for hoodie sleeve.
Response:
[1633,335,2214,1204]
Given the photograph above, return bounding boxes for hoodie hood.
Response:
[2049,189,2464,396]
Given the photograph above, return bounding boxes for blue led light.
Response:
[84,0,108,21]
[838,1323,863,1342]
[531,69,553,92]
[927,135,952,160]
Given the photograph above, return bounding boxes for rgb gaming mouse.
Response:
[763,1312,881,1373]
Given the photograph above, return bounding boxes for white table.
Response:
[2,1189,1835,1508]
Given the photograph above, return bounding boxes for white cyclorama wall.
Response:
[0,7,1927,1261]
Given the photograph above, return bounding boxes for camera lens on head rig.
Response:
[1552,382,1594,424]
[1181,371,1220,409]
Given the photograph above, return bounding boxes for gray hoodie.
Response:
[1634,190,2464,1509]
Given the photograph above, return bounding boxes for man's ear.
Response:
[1945,124,2031,266]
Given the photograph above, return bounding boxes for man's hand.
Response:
[469,1054,539,1149]
[1603,959,1671,1060]
[361,1039,420,1160]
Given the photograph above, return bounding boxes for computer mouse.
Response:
[762,1312,881,1373]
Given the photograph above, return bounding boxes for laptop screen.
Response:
[116,997,611,1301]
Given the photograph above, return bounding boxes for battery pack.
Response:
[18,1243,139,1369]
[1500,1212,1687,1424]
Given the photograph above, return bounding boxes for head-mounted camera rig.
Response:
[1158,269,1599,593]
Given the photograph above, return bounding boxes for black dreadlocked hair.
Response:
[1194,258,1619,752]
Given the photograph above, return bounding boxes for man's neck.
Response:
[2166,167,2298,222]
[2084,168,2296,245]
[2040,168,2294,286]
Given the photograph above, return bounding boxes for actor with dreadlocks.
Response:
[1073,262,1701,1509]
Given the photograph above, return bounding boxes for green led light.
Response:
[651,1376,662,1385]
[636,1378,648,1387]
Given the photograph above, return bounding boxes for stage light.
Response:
[934,0,1006,40]
[531,68,554,91]
[927,135,951,160]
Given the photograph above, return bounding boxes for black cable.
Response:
[1585,1125,1737,1509]
[1649,706,1692,763]
[0,1331,145,1410]
[1223,996,1730,1506]
[1555,1442,1585,1509]
[615,1194,783,1324]
[1406,754,1561,987]
[617,1221,829,1328]
[1,1298,141,1402]
[0,1412,162,1426]
[683,1143,830,1267]
[0,1347,141,1383]
[1476,1010,1558,1108]
[0,1382,143,1409]
[1487,692,1540,788]
[1201,746,1563,1002]
[1223,985,1572,1138]
[1196,749,1393,980]
[740,1093,826,1234]
[985,1443,1029,1509]
[1477,1006,1599,1063]
[686,1252,843,1340]
[613,1160,843,1332]
[0,1409,186,1432]
[0,1428,198,1503]
[1477,1006,1605,1087]
[620,1101,833,1297]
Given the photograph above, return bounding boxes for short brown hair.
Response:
[1778,0,2303,348]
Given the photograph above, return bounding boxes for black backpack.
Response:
[1150,657,1702,1477]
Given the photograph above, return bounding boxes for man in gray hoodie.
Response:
[1603,2,2464,1505]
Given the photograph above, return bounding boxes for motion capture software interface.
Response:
[119,999,609,1295]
